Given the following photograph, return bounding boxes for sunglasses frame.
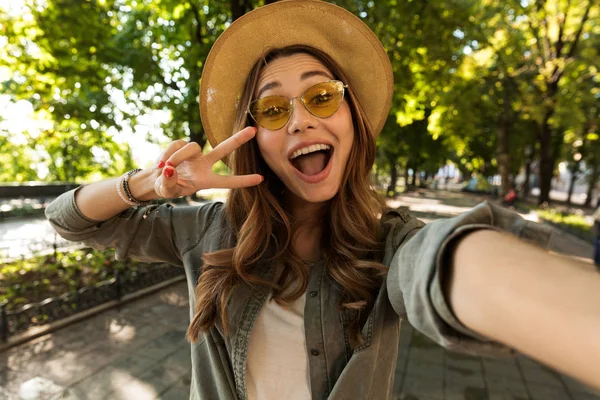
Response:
[247,80,348,131]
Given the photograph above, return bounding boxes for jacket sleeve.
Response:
[45,186,224,267]
[385,201,591,357]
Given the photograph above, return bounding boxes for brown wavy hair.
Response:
[186,45,388,345]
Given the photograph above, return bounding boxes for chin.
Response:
[291,182,341,204]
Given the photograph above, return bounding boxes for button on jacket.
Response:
[45,188,586,400]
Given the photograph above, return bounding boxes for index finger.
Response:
[204,126,257,165]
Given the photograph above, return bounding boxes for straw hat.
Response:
[199,0,393,148]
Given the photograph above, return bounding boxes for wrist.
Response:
[127,168,159,201]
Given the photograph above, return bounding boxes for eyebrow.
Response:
[256,70,334,98]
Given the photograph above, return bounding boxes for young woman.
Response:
[46,1,600,399]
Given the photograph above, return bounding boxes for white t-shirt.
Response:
[246,292,311,400]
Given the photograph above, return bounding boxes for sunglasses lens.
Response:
[249,96,291,130]
[304,81,345,118]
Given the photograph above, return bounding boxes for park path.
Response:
[1,281,599,400]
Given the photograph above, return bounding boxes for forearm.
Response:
[75,168,158,221]
[446,229,600,389]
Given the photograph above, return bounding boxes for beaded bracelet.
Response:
[116,169,152,207]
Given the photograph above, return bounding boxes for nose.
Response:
[287,98,318,135]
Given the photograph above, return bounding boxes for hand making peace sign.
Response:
[153,126,263,199]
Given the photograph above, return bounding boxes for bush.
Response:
[0,248,148,311]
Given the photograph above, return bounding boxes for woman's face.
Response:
[254,53,354,204]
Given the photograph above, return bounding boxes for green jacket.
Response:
[45,188,588,399]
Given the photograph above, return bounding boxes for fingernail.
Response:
[157,161,165,169]
[166,161,174,167]
[163,168,174,178]
[251,126,257,133]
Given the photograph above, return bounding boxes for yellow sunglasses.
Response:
[247,80,348,131]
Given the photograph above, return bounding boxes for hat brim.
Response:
[200,0,393,148]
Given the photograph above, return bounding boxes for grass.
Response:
[535,208,593,243]
[535,209,592,231]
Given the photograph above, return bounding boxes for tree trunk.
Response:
[231,0,251,21]
[523,155,533,198]
[567,169,577,206]
[584,162,600,208]
[497,91,511,196]
[403,163,409,193]
[190,131,206,149]
[538,115,554,205]
[387,161,398,197]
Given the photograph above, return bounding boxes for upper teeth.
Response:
[290,144,332,160]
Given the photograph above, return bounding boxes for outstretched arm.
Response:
[446,229,600,390]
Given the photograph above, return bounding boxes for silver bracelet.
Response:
[116,169,152,207]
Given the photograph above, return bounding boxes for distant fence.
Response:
[0,263,185,342]
[0,182,79,199]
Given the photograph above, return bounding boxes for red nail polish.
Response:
[157,161,165,169]
[163,168,174,178]
[166,161,174,167]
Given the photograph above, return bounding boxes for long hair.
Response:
[186,45,388,345]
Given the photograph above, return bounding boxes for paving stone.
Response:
[104,378,162,400]
[0,366,38,397]
[400,375,444,400]
[392,372,405,399]
[0,386,18,400]
[159,382,190,400]
[409,347,445,364]
[137,330,188,361]
[562,376,600,398]
[410,330,440,349]
[395,355,407,379]
[571,393,600,400]
[55,367,130,400]
[17,376,65,400]
[445,385,488,400]
[405,360,444,380]
[107,364,188,399]
[487,391,530,400]
[527,383,572,400]
[482,358,522,380]
[485,374,530,399]
[398,330,412,348]
[517,358,563,387]
[446,356,483,373]
[159,347,192,375]
[445,368,485,387]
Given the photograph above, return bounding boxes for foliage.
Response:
[0,248,147,311]
[0,0,598,205]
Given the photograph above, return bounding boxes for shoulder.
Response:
[171,201,227,251]
[379,206,426,256]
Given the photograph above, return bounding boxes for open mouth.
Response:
[289,143,333,177]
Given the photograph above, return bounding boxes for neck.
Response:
[285,191,328,262]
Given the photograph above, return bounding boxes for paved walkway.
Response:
[1,282,599,400]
